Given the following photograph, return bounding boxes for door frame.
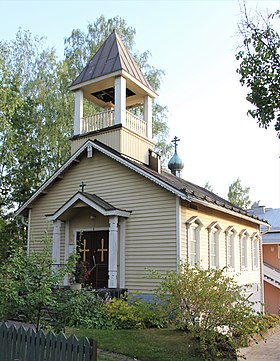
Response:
[74,228,109,287]
[73,227,109,249]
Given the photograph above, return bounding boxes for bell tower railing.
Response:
[81,110,147,137]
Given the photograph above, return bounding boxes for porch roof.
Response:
[46,191,131,221]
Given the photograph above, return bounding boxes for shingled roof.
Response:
[70,30,154,92]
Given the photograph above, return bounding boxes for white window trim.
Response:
[224,226,236,271]
[251,232,261,270]
[186,216,203,267]
[239,229,249,271]
[207,221,222,269]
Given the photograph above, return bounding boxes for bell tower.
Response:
[69,31,157,164]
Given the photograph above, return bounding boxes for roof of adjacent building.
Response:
[15,139,269,227]
[262,208,280,230]
[71,30,154,92]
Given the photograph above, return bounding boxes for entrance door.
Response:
[77,231,109,288]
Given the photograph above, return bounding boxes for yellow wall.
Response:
[180,201,262,287]
[70,126,155,164]
[27,147,262,294]
[28,150,177,292]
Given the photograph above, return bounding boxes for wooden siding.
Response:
[120,127,155,164]
[70,127,155,164]
[71,128,121,155]
[28,150,177,293]
[180,201,262,287]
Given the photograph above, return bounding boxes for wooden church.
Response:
[16,31,268,305]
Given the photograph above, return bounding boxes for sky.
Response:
[0,0,280,208]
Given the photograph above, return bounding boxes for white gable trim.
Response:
[46,192,130,221]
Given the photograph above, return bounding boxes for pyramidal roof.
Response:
[71,30,154,91]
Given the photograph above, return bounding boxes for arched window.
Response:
[207,222,222,268]
[239,230,249,270]
[225,226,236,270]
[186,216,203,266]
[251,232,261,270]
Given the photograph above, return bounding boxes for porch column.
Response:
[52,220,61,267]
[74,90,83,135]
[144,95,152,139]
[119,218,126,289]
[63,221,70,286]
[114,76,126,126]
[108,215,118,288]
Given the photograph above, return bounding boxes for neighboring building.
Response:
[249,203,280,314]
[16,31,268,306]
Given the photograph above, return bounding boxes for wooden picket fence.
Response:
[0,323,97,361]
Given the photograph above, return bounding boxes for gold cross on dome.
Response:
[80,239,90,262]
[97,238,108,263]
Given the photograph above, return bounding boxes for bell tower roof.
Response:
[70,30,157,105]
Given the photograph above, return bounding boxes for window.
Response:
[186,217,203,266]
[225,227,236,270]
[207,222,221,268]
[240,230,249,270]
[251,233,260,269]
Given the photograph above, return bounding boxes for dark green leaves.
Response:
[236,7,280,137]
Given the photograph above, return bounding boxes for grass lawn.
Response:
[66,327,203,361]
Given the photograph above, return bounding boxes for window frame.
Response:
[251,232,261,270]
[207,222,222,269]
[225,226,236,271]
[186,216,203,267]
[239,229,249,270]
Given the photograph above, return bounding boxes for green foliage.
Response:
[236,5,280,137]
[61,291,165,331]
[0,237,73,331]
[105,297,143,329]
[228,177,251,209]
[153,263,258,360]
[0,213,25,263]
[240,313,280,346]
[60,288,112,330]
[105,296,166,330]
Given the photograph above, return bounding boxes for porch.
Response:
[81,109,147,137]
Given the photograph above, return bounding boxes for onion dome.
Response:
[168,136,184,177]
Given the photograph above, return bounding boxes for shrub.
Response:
[61,288,112,329]
[105,296,143,329]
[153,263,259,360]
[0,238,74,331]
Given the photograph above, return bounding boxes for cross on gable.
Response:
[171,136,180,152]
[79,181,87,192]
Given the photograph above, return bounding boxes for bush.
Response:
[0,238,74,331]
[153,263,259,360]
[61,288,112,329]
[104,294,167,330]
